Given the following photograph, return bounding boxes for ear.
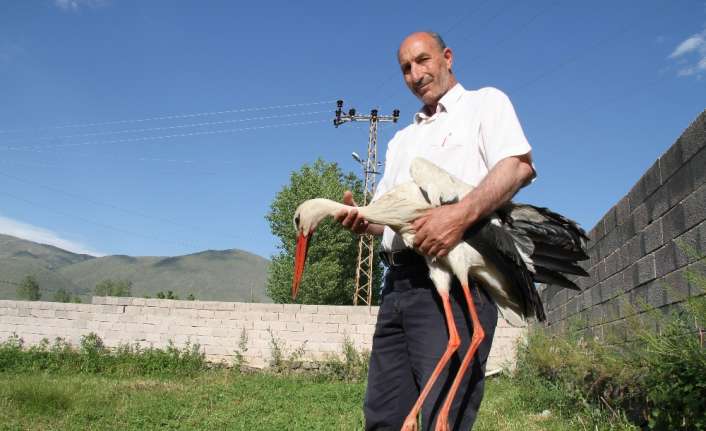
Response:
[443,47,454,70]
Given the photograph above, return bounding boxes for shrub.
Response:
[0,333,207,377]
[519,262,706,430]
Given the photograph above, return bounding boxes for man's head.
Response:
[398,31,458,110]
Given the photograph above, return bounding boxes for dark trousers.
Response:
[364,265,498,431]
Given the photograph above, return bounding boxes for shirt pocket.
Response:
[424,131,471,177]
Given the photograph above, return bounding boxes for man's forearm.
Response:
[365,223,385,236]
[458,155,534,227]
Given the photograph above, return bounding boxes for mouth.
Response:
[291,231,312,300]
[414,79,432,95]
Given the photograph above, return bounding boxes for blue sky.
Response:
[0,0,705,259]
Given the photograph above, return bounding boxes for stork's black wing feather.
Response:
[497,203,589,293]
[464,219,546,321]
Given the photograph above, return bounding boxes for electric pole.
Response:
[334,100,399,306]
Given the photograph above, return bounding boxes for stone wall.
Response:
[0,296,524,370]
[540,110,706,339]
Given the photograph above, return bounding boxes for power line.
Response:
[1,110,329,144]
[510,2,671,94]
[0,190,200,251]
[371,0,496,105]
[0,170,253,244]
[464,0,561,65]
[0,119,330,152]
[0,99,336,135]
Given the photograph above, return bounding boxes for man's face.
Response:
[398,33,455,108]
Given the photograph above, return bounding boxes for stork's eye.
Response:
[294,215,300,227]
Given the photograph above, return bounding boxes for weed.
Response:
[521,258,706,430]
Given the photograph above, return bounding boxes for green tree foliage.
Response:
[266,158,381,305]
[16,275,41,301]
[52,288,82,303]
[94,279,132,297]
[53,288,71,303]
[156,290,179,300]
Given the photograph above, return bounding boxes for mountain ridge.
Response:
[0,234,270,302]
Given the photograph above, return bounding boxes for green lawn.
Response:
[0,371,636,431]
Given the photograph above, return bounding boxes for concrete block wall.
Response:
[540,110,706,339]
[0,297,524,370]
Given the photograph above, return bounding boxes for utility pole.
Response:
[334,100,399,306]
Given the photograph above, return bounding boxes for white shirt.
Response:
[373,83,534,251]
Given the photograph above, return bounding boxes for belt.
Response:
[379,249,426,268]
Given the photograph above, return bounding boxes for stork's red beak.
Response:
[291,231,312,300]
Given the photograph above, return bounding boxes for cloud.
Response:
[668,27,706,78]
[54,0,108,11]
[0,214,105,256]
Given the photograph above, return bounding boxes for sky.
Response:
[0,0,705,259]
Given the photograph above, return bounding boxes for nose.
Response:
[410,63,424,84]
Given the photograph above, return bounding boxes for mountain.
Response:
[0,234,270,302]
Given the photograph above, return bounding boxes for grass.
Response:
[0,369,638,431]
[0,371,366,431]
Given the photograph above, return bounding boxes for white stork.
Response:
[291,157,588,431]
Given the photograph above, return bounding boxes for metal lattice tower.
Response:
[334,100,399,305]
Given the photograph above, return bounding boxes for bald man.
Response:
[336,31,535,430]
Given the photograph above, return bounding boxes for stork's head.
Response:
[291,198,339,300]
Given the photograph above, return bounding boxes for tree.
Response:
[16,275,41,301]
[156,290,179,299]
[266,158,381,305]
[53,288,71,303]
[94,279,132,297]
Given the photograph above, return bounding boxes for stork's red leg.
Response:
[434,281,485,431]
[401,292,460,431]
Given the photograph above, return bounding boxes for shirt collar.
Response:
[414,83,465,123]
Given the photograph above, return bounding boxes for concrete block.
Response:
[213,311,233,320]
[655,241,678,277]
[295,313,315,323]
[632,204,649,233]
[690,145,706,188]
[634,254,656,286]
[604,251,619,278]
[278,312,298,322]
[687,260,706,296]
[193,301,220,311]
[327,314,349,324]
[299,305,319,314]
[647,281,667,309]
[663,202,687,241]
[661,138,684,181]
[285,322,304,332]
[251,303,285,313]
[641,220,663,253]
[665,163,694,209]
[661,268,690,305]
[627,234,644,266]
[644,187,671,223]
[255,312,277,321]
[678,112,706,160]
[197,310,215,318]
[615,194,631,227]
[683,183,706,231]
[603,207,617,235]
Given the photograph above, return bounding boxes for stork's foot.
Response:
[401,415,418,431]
[434,415,450,431]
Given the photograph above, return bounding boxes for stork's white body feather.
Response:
[293,158,531,326]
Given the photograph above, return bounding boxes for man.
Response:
[336,31,535,430]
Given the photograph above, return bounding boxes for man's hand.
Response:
[412,203,472,257]
[334,191,370,235]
